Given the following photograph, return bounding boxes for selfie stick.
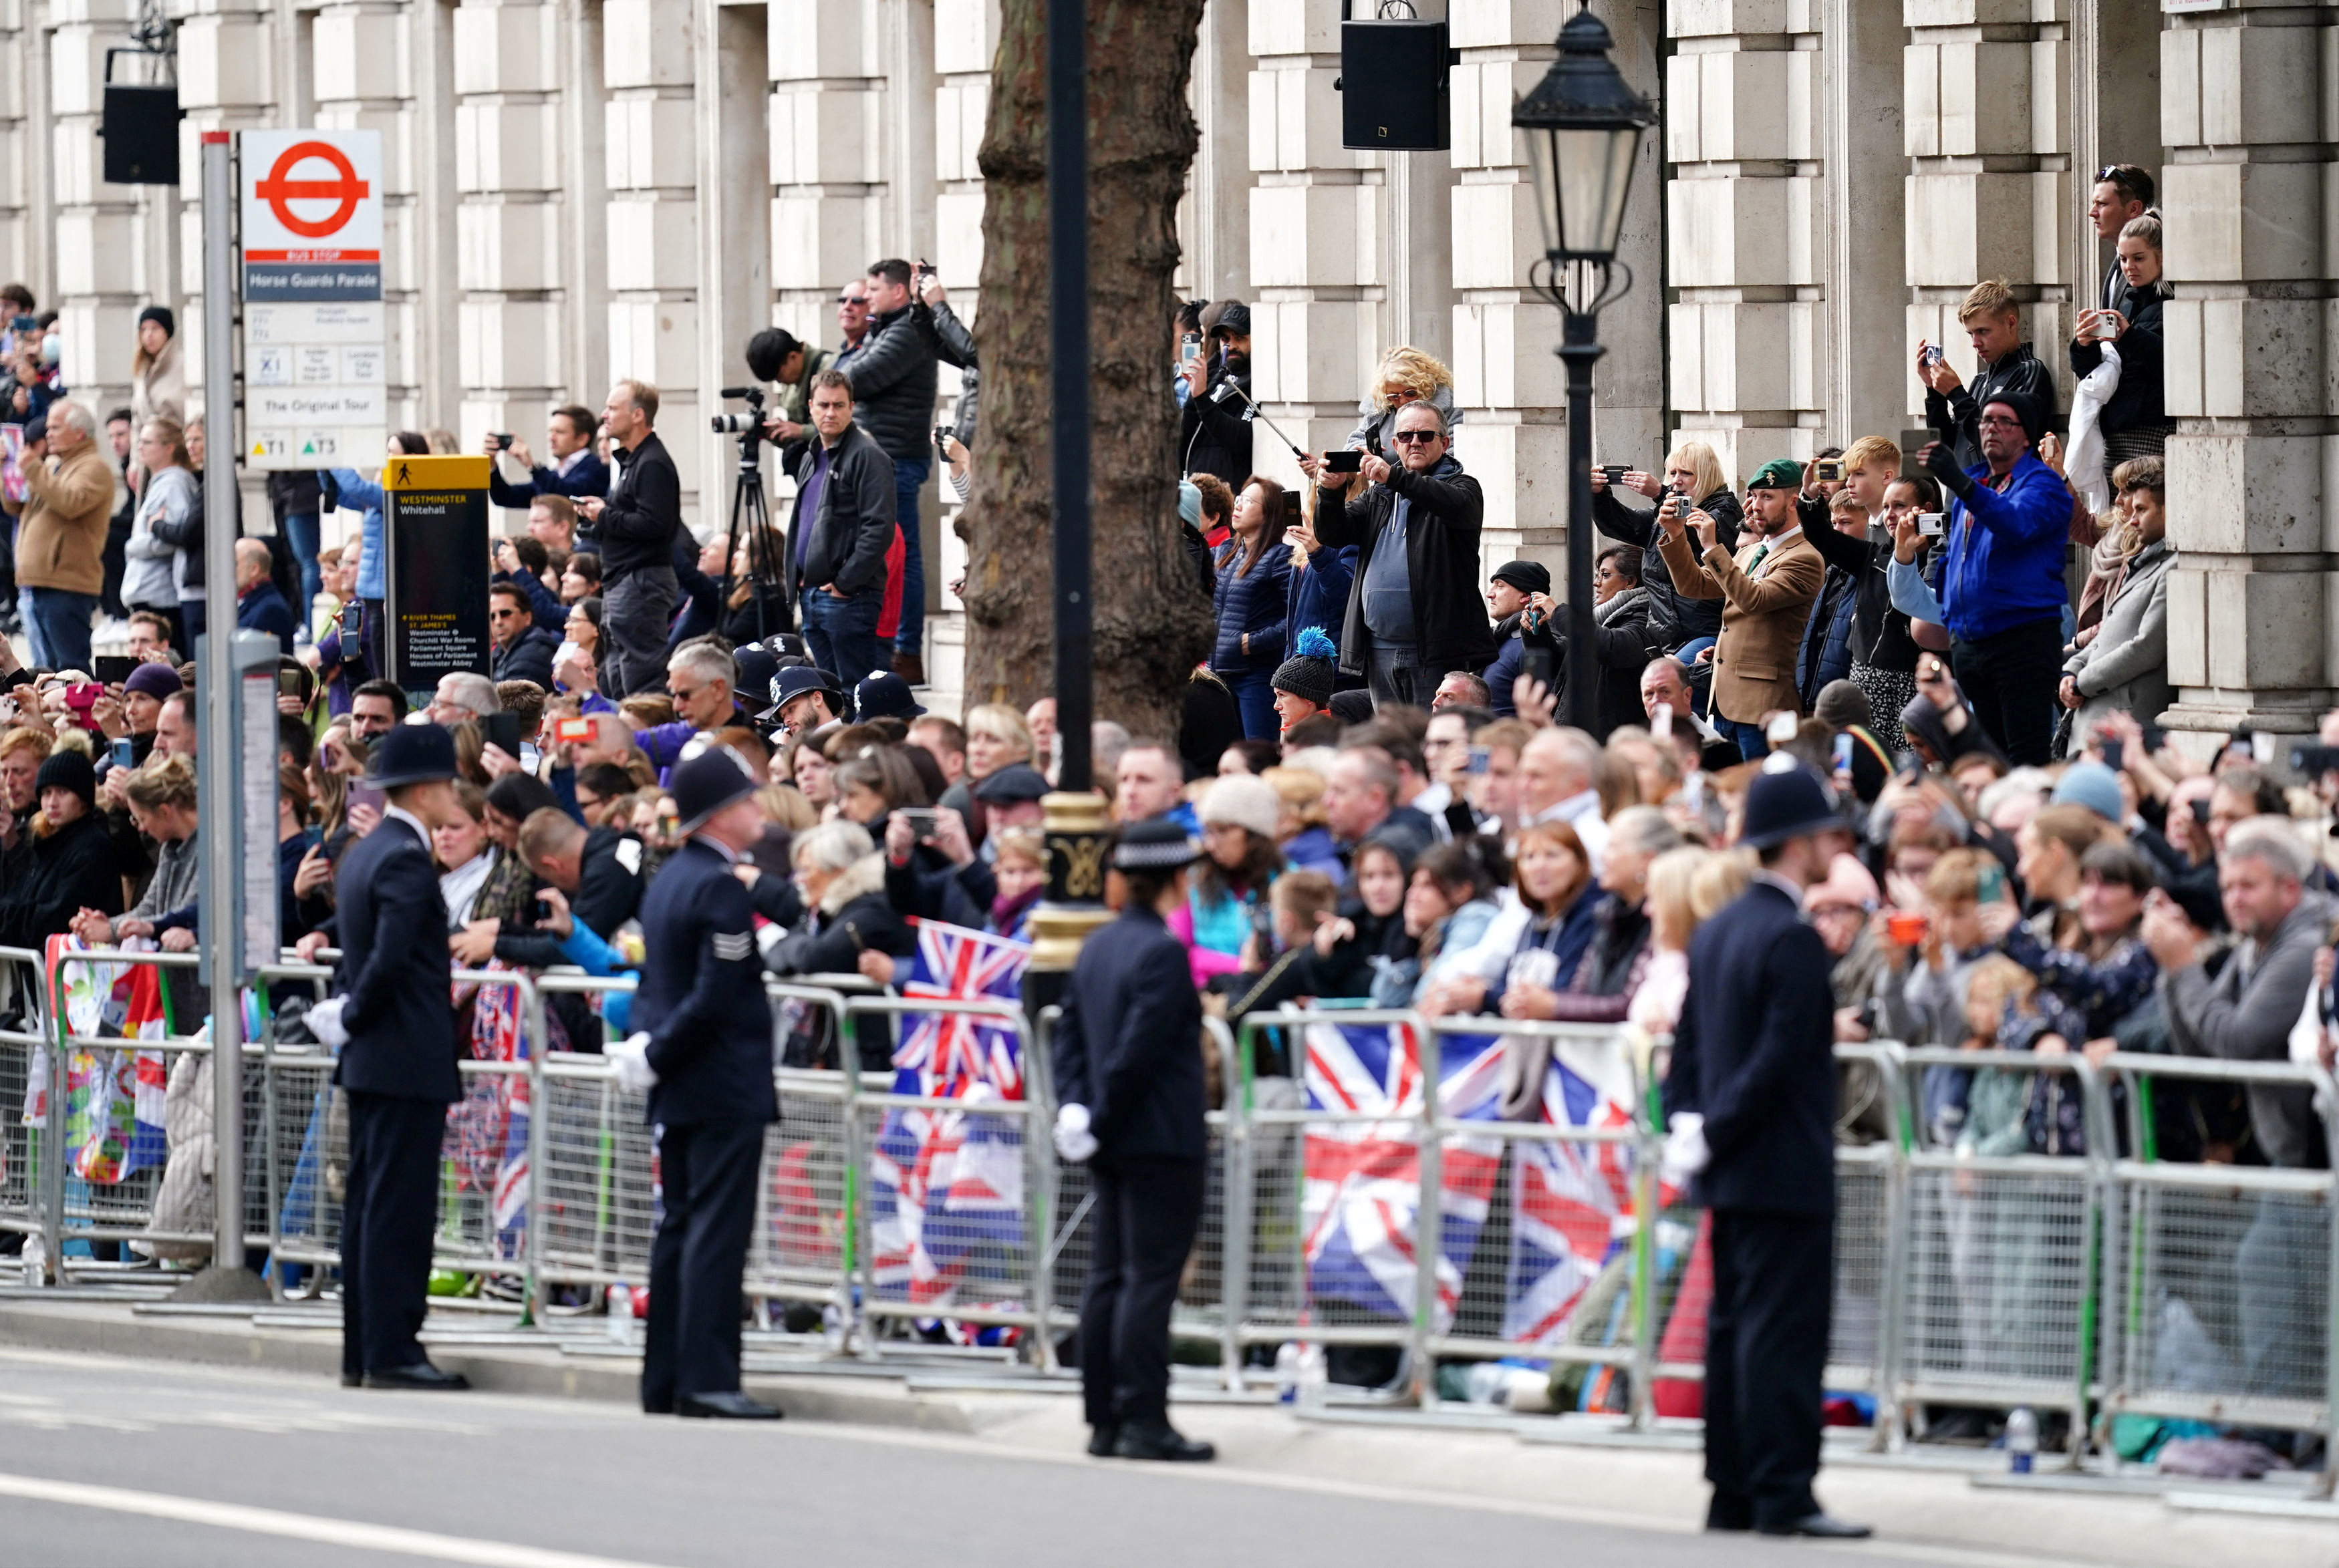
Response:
[1220,382,1309,460]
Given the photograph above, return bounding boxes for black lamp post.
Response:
[1513,4,1656,736]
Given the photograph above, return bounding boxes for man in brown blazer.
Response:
[1657,458,1823,762]
[3,399,116,673]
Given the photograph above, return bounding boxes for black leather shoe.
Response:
[677,1391,783,1420]
[362,1363,470,1391]
[1704,1501,1753,1533]
[1113,1420,1215,1462]
[339,1372,363,1389]
[1087,1424,1120,1457]
[1759,1514,1873,1539]
[642,1398,675,1415]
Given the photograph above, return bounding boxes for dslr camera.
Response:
[710,383,767,438]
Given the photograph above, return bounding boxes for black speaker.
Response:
[1337,21,1451,152]
[100,82,180,186]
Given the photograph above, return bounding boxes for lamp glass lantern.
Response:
[1513,6,1657,265]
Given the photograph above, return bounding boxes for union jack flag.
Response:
[1302,1020,1643,1348]
[1300,1021,1505,1331]
[893,919,1032,1099]
[867,919,1033,1315]
[1502,1038,1639,1348]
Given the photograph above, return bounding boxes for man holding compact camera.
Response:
[485,406,609,520]
[577,380,682,697]
[1917,278,2056,473]
[1306,401,1492,707]
[1921,390,2070,766]
[1657,459,1824,763]
[833,259,940,685]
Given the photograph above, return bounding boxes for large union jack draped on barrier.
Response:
[1300,1020,1638,1346]
[866,920,1033,1316]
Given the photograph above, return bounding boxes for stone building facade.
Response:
[0,0,2305,741]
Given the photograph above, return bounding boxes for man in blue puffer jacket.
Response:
[1921,388,2071,766]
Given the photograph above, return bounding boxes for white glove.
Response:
[306,996,349,1049]
[1053,1102,1099,1164]
[608,1030,658,1094]
[1660,1111,1709,1185]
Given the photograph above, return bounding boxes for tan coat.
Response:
[5,437,116,596]
[1657,524,1824,725]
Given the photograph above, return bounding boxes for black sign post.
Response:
[383,453,493,708]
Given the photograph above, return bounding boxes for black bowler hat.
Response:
[1739,760,1846,850]
[670,742,759,832]
[1114,817,1202,871]
[364,723,458,789]
[758,663,847,724]
[852,669,926,722]
[974,762,1049,806]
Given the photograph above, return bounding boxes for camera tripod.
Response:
[717,416,787,644]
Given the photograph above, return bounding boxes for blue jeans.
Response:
[282,511,322,620]
[891,457,928,659]
[801,586,885,689]
[1222,667,1277,740]
[1716,717,1770,763]
[20,587,98,671]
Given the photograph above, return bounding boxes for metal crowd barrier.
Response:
[18,957,2339,1473]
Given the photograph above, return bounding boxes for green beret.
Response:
[1746,458,1804,492]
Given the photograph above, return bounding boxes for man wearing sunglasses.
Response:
[1920,391,2070,766]
[1309,400,1493,707]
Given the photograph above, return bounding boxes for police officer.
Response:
[1663,764,1869,1537]
[609,742,782,1418]
[1051,818,1213,1462]
[297,724,469,1391]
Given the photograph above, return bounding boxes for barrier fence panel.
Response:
[1893,1046,2101,1450]
[840,992,1047,1358]
[1421,1018,1650,1420]
[2099,1053,2339,1468]
[36,945,274,1276]
[0,946,49,1275]
[1827,1043,1908,1437]
[529,973,652,1307]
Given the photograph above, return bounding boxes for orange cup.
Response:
[1886,911,1929,947]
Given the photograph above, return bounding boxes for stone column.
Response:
[454,0,564,496]
[694,0,769,516]
[1246,0,1385,489]
[602,0,697,522]
[0,2,25,287]
[769,0,881,358]
[176,0,279,438]
[49,0,143,414]
[314,0,423,430]
[559,0,609,414]
[2155,6,2330,750]
[1182,0,1250,303]
[932,0,994,705]
[1453,0,1665,581]
[1901,0,2068,426]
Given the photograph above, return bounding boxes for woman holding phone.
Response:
[1209,476,1292,740]
[1588,440,1742,647]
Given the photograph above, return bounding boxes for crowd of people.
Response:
[1,166,2324,1476]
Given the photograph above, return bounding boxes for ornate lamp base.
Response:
[1028,789,1114,973]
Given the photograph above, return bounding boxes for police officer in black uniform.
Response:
[296,724,470,1391]
[1051,818,1213,1462]
[1663,764,1869,1537]
[611,742,783,1418]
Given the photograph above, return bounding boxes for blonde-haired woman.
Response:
[1591,438,1744,645]
[939,702,1036,851]
[1345,345,1464,458]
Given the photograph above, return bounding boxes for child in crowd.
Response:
[1875,846,2019,1147]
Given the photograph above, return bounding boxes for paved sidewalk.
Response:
[0,1290,2330,1568]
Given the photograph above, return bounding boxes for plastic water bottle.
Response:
[607,1281,633,1344]
[1274,1342,1302,1404]
[1461,1362,1511,1406]
[2006,1405,2037,1474]
[1296,1343,1328,1411]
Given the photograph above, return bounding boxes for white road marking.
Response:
[0,1470,682,1568]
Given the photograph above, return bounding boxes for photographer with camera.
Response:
[1179,301,1254,490]
[786,369,898,686]
[483,406,609,520]
[834,259,941,685]
[575,380,682,697]
[746,327,826,476]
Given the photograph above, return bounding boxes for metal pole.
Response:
[1045,0,1091,793]
[1559,303,1603,736]
[198,130,247,1276]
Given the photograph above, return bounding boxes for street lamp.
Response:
[1513,3,1655,735]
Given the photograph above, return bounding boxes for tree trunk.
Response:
[958,0,1213,742]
